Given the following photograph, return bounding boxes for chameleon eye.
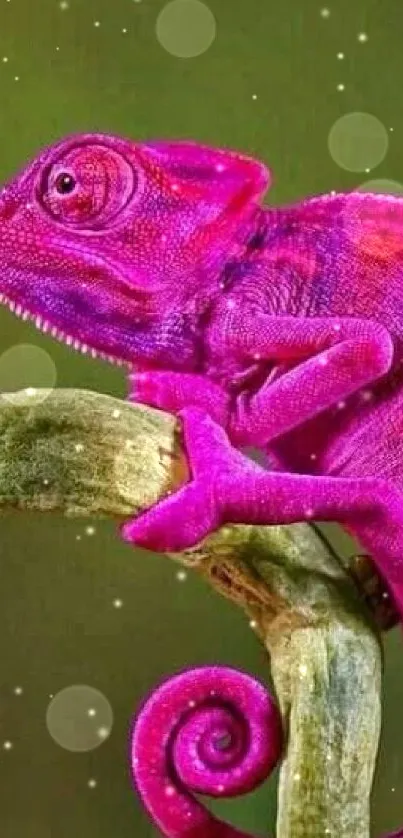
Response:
[54,172,77,195]
[39,143,136,229]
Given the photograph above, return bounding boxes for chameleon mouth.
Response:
[0,290,131,369]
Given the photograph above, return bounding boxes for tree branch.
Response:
[0,387,382,838]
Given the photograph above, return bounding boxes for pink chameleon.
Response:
[0,133,402,836]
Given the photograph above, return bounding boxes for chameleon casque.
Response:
[0,132,403,836]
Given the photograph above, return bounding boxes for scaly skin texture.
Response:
[0,135,402,615]
[0,134,403,835]
[130,666,283,838]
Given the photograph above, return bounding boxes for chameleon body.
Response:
[0,134,403,835]
[0,136,403,601]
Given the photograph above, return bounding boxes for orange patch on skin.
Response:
[356,228,403,261]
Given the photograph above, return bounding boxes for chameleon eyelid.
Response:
[33,142,144,230]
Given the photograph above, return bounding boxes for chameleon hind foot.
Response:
[349,553,400,631]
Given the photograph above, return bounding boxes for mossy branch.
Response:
[0,387,382,838]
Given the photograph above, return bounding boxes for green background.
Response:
[0,0,402,835]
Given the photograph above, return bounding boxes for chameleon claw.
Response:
[128,369,231,426]
[349,553,400,631]
[120,479,222,552]
[120,407,233,552]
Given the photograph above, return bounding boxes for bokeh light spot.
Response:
[156,0,216,58]
[46,685,113,752]
[0,343,57,405]
[356,178,403,195]
[328,112,389,172]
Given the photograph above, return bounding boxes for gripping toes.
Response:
[128,369,231,426]
[120,407,237,552]
[120,480,222,552]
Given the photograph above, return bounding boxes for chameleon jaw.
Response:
[0,290,132,369]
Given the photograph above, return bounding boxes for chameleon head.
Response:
[0,133,270,368]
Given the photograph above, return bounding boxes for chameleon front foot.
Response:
[120,407,239,552]
[121,406,395,566]
[128,369,231,426]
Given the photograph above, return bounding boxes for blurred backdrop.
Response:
[0,0,402,835]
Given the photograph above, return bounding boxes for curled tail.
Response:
[130,663,401,837]
[129,665,283,838]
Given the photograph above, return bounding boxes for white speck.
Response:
[337,83,345,91]
[318,356,328,366]
[94,20,101,27]
[305,507,314,518]
[3,741,13,750]
[361,389,373,402]
[113,598,123,609]
[252,93,257,100]
[337,52,345,59]
[112,409,121,418]
[337,400,346,410]
[2,56,9,63]
[13,686,23,696]
[87,708,97,717]
[59,0,69,9]
[310,453,317,460]
[122,28,128,34]
[75,535,82,541]
[97,726,110,740]
[320,7,330,18]
[249,619,257,629]
[389,127,394,132]
[294,772,301,781]
[392,786,395,792]
[56,46,60,51]
[357,32,368,42]
[253,352,261,360]
[299,664,308,676]
[171,183,180,192]
[333,322,341,331]
[217,784,225,793]
[165,785,176,797]
[14,75,19,81]
[176,570,187,582]
[188,700,196,708]
[364,167,371,173]
[226,299,236,309]
[25,387,36,397]
[88,778,97,788]
[75,443,84,453]
[85,526,95,536]
[215,163,225,172]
